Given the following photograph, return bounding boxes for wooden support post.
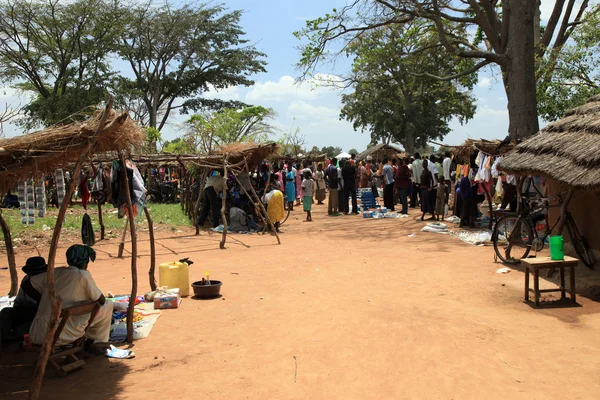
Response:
[555,187,575,235]
[0,210,17,296]
[119,153,138,344]
[232,172,268,230]
[220,155,228,249]
[194,170,208,235]
[29,96,113,400]
[117,219,128,258]
[244,160,280,245]
[144,206,157,291]
[97,202,105,240]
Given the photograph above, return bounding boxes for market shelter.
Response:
[498,94,600,266]
[0,98,145,399]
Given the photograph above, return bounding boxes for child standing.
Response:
[301,170,314,221]
[436,180,447,221]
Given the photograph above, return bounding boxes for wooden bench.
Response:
[47,302,101,376]
[521,256,579,306]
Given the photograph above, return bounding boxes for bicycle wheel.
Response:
[566,218,595,268]
[493,216,533,264]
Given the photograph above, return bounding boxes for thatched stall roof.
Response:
[452,138,514,164]
[357,143,405,161]
[0,109,144,189]
[498,95,600,189]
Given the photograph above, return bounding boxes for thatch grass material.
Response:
[357,143,405,161]
[498,95,600,188]
[452,139,514,164]
[212,142,281,167]
[0,109,144,190]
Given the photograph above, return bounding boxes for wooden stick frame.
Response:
[29,97,114,400]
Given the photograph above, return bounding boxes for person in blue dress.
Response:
[285,165,296,211]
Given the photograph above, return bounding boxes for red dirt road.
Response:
[2,204,600,399]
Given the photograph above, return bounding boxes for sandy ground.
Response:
[1,201,600,400]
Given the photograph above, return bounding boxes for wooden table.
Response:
[521,256,579,306]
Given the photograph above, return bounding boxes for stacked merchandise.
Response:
[26,179,35,225]
[36,179,46,217]
[360,190,377,210]
[18,181,27,225]
[56,169,66,207]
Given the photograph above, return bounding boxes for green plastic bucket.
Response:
[549,236,564,260]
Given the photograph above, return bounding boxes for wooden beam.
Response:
[244,159,280,244]
[29,96,113,400]
[0,210,17,296]
[556,187,575,235]
[220,155,228,249]
[119,152,138,344]
[117,219,128,258]
[144,206,157,291]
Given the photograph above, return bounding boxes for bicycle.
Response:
[492,191,594,267]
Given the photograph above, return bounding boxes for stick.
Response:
[29,96,113,400]
[117,219,128,258]
[194,170,208,235]
[231,170,268,231]
[144,206,157,291]
[555,187,575,235]
[293,356,298,383]
[0,210,17,296]
[119,153,138,344]
[98,201,105,240]
[220,155,228,249]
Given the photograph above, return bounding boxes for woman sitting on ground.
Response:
[26,245,113,354]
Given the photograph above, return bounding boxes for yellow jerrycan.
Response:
[158,261,190,297]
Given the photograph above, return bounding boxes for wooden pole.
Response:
[97,202,105,240]
[117,219,128,258]
[0,210,17,296]
[244,160,280,244]
[144,206,157,291]
[119,153,138,344]
[194,170,208,235]
[556,187,575,235]
[219,155,228,249]
[482,183,494,230]
[29,96,113,400]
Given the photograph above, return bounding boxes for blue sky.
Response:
[2,0,561,152]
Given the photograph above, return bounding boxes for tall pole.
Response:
[29,96,113,400]
[219,155,228,249]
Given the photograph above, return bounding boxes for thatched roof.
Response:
[0,109,144,190]
[498,95,600,188]
[452,138,514,164]
[357,143,405,160]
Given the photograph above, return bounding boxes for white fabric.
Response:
[29,267,113,346]
[205,175,224,192]
[443,157,451,180]
[412,159,423,184]
[337,168,343,189]
[335,152,351,159]
[428,162,439,186]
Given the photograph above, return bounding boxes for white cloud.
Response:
[478,77,491,88]
[287,100,339,121]
[202,85,241,101]
[245,74,342,103]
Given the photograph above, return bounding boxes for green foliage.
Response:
[168,106,276,154]
[0,0,123,128]
[339,21,476,153]
[0,204,190,241]
[116,2,267,130]
[536,7,600,121]
[279,127,306,157]
[348,148,359,155]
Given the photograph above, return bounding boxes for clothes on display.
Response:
[111,159,147,218]
[81,213,96,246]
[79,171,91,209]
[92,163,111,204]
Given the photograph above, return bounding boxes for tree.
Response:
[537,6,600,121]
[0,0,123,128]
[0,103,20,135]
[295,1,595,140]
[178,106,276,154]
[117,1,267,131]
[348,148,359,155]
[310,145,321,154]
[338,21,476,154]
[280,127,306,157]
[320,145,343,158]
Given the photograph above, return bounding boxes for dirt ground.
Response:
[1,202,600,400]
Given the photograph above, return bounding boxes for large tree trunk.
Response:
[403,130,415,155]
[503,0,540,141]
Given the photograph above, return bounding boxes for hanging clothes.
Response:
[111,159,147,218]
[81,213,95,246]
[79,172,90,209]
[92,164,111,204]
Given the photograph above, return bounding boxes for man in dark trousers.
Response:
[342,158,358,214]
[197,170,224,228]
[325,158,339,215]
